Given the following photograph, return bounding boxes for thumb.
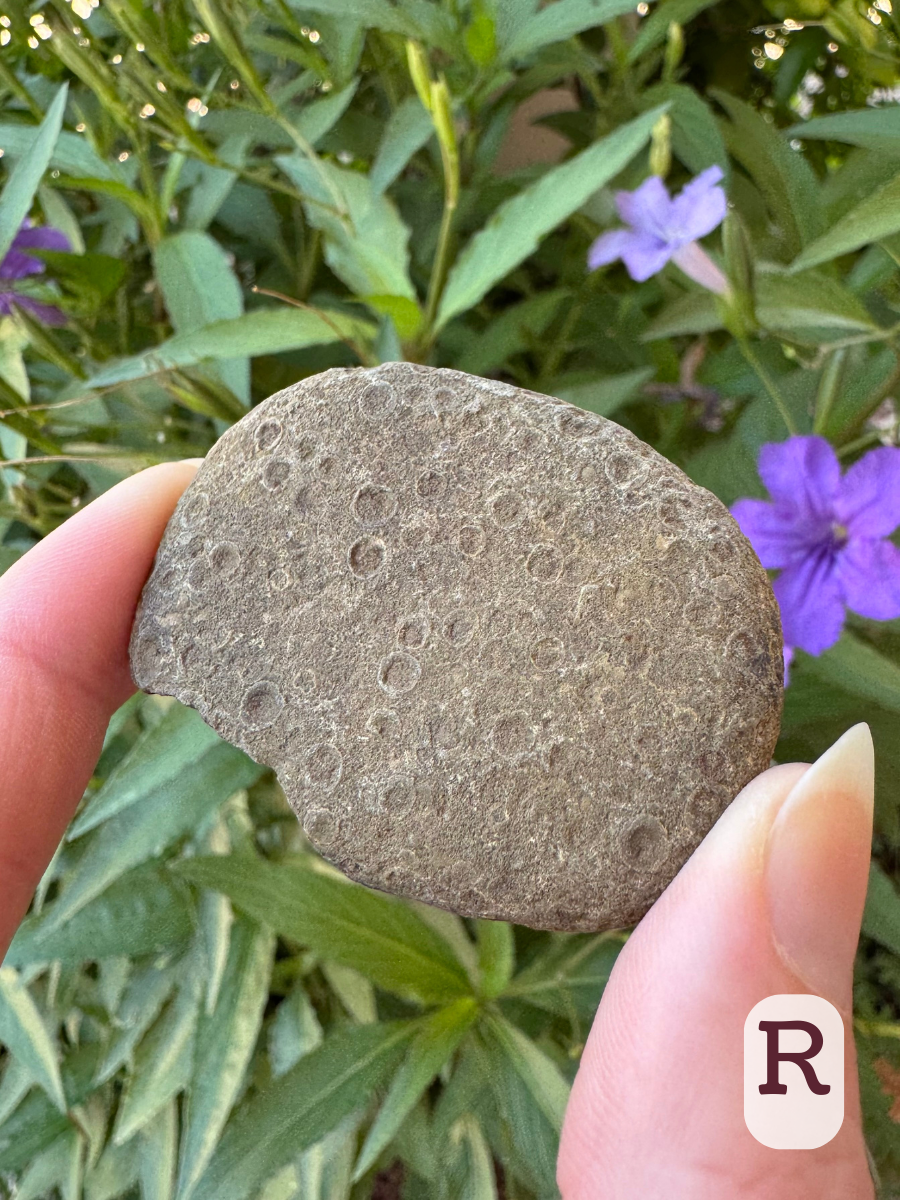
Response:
[557,724,876,1200]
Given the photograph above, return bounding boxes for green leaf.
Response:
[268,988,323,1079]
[370,96,434,195]
[446,1114,497,1200]
[0,124,119,181]
[803,632,900,716]
[643,288,721,339]
[0,967,66,1113]
[713,89,822,259]
[176,856,472,1004]
[554,366,654,417]
[154,230,248,404]
[352,999,478,1180]
[437,107,662,328]
[456,289,570,376]
[5,861,196,965]
[480,1014,569,1132]
[115,978,202,1144]
[177,919,275,1200]
[71,702,222,837]
[0,85,68,263]
[863,862,900,957]
[476,922,515,1000]
[789,170,900,273]
[13,1129,81,1200]
[184,134,250,233]
[85,1136,141,1200]
[787,108,900,155]
[277,154,416,300]
[0,1046,100,1173]
[95,962,178,1086]
[82,307,374,391]
[38,742,262,934]
[190,1022,414,1200]
[140,1102,179,1200]
[502,932,623,1020]
[294,81,360,146]
[755,271,877,343]
[502,0,637,60]
[629,0,719,60]
[642,83,728,177]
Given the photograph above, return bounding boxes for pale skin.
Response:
[0,464,877,1199]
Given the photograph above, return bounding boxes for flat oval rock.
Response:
[130,363,783,931]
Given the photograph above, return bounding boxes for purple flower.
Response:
[732,436,900,663]
[587,165,728,292]
[0,221,70,326]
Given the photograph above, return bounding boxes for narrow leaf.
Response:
[863,862,900,958]
[503,0,637,60]
[370,96,433,195]
[437,108,662,328]
[555,367,654,417]
[804,632,900,715]
[177,855,471,1004]
[140,1101,179,1200]
[177,919,275,1200]
[39,742,261,934]
[0,84,68,263]
[629,0,719,60]
[0,967,66,1112]
[481,1014,570,1131]
[787,108,900,155]
[353,999,478,1179]
[789,170,900,273]
[71,702,221,837]
[476,922,515,1000]
[190,1022,414,1200]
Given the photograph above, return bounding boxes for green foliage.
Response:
[2,0,900,1194]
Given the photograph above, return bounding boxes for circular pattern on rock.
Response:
[131,362,783,933]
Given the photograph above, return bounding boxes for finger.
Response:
[558,725,875,1200]
[0,461,200,955]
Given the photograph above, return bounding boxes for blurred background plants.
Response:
[3,0,900,1196]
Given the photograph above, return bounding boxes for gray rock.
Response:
[130,363,783,931]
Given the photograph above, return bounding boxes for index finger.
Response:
[0,460,199,956]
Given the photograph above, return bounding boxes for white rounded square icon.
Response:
[744,994,844,1149]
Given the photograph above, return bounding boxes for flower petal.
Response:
[836,537,900,620]
[773,550,845,655]
[1,225,70,282]
[731,498,815,568]
[835,445,900,538]
[619,232,673,281]
[782,644,794,687]
[668,166,727,244]
[758,435,841,521]
[614,176,671,240]
[587,229,635,270]
[7,295,67,326]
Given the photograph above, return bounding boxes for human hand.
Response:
[0,466,877,1200]
[0,461,200,958]
[557,725,876,1199]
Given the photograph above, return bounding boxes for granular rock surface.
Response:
[130,363,783,931]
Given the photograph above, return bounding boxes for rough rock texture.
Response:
[130,363,783,932]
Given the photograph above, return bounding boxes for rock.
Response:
[130,363,783,932]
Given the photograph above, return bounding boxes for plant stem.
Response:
[737,337,797,435]
[422,189,458,338]
[836,430,884,459]
[812,347,845,435]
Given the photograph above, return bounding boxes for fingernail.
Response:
[180,457,205,467]
[764,724,874,1010]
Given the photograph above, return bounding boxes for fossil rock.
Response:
[130,363,783,932]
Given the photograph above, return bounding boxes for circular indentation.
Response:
[432,716,459,749]
[348,537,386,578]
[306,742,343,790]
[241,681,284,730]
[293,668,316,694]
[188,558,211,590]
[292,488,315,519]
[490,490,525,529]
[537,496,567,535]
[530,636,564,671]
[623,817,668,871]
[442,610,477,647]
[209,542,240,579]
[382,774,414,808]
[295,434,317,460]
[658,491,693,529]
[456,524,486,558]
[305,808,337,849]
[133,630,169,674]
[397,616,429,649]
[268,567,292,592]
[604,452,649,489]
[255,419,283,453]
[525,544,563,583]
[367,709,400,738]
[315,455,340,485]
[180,490,210,526]
[492,712,535,757]
[358,382,397,420]
[262,458,292,492]
[416,469,447,501]
[557,408,597,438]
[353,484,397,525]
[378,651,421,695]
